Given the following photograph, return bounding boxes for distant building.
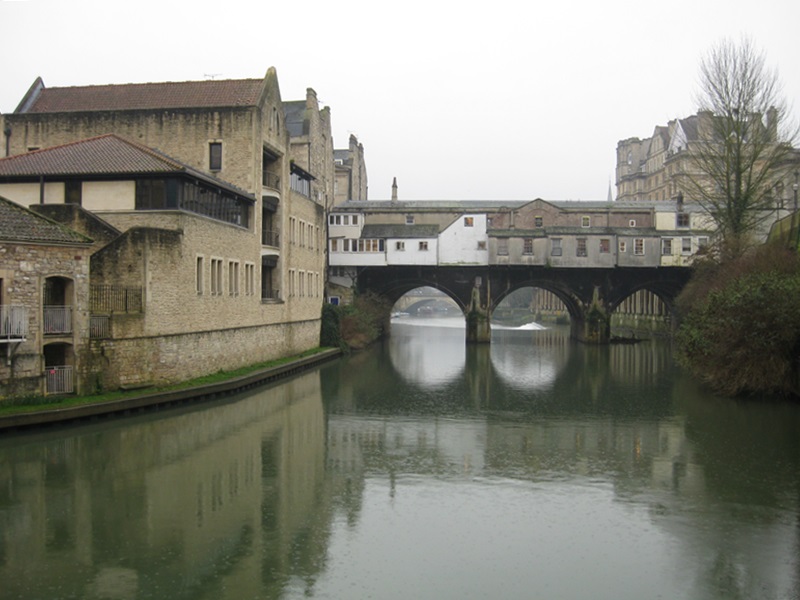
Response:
[616,110,799,214]
[333,134,368,206]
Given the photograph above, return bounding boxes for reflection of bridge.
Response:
[360,265,690,344]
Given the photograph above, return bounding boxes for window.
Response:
[65,181,82,205]
[523,238,534,255]
[352,215,359,225]
[629,219,636,227]
[535,216,543,228]
[677,213,690,228]
[576,238,587,257]
[661,239,673,255]
[211,258,223,295]
[682,237,692,254]
[419,241,428,251]
[551,238,562,256]
[599,239,610,253]
[209,142,222,171]
[406,215,415,225]
[581,216,590,228]
[342,215,350,225]
[396,241,405,251]
[358,239,382,252]
[464,217,474,227]
[245,263,255,296]
[698,236,710,248]
[497,239,509,255]
[619,241,627,253]
[228,261,240,296]
[196,256,204,295]
[330,239,339,252]
[477,240,487,250]
[634,238,645,255]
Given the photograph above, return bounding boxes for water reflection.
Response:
[0,328,798,599]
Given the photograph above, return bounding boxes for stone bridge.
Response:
[356,264,691,344]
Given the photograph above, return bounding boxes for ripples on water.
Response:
[0,319,798,599]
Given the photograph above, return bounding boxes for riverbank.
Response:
[0,347,341,432]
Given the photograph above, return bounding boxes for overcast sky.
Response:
[2,0,799,201]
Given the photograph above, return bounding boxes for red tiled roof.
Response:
[0,134,185,176]
[23,79,264,113]
[0,135,255,201]
[0,196,92,245]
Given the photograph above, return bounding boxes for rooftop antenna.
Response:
[204,73,222,80]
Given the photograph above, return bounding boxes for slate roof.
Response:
[361,224,440,239]
[0,135,255,201]
[0,196,92,245]
[283,101,307,137]
[18,79,264,113]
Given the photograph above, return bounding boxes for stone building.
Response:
[616,110,799,213]
[333,134,368,206]
[0,196,93,398]
[0,69,334,395]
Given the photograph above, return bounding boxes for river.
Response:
[1,318,799,599]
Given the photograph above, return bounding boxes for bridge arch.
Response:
[355,265,692,344]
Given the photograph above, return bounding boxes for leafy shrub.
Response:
[675,244,800,397]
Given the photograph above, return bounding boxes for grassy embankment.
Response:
[0,347,333,417]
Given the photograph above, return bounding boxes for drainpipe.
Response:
[39,175,45,204]
[3,126,10,157]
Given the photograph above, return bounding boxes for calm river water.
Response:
[1,319,799,599]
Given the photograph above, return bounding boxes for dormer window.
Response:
[406,215,415,225]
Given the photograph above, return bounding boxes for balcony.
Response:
[262,229,280,248]
[263,171,281,191]
[43,306,73,335]
[0,305,28,342]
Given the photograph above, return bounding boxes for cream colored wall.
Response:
[83,181,135,211]
[0,182,64,207]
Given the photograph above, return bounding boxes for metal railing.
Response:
[0,305,28,341]
[261,289,281,302]
[90,315,110,339]
[46,365,73,395]
[43,306,72,335]
[91,285,143,313]
[262,171,281,190]
[262,229,280,247]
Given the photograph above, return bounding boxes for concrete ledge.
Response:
[0,348,341,432]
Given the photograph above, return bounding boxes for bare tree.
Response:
[684,37,798,259]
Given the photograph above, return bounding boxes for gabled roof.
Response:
[0,134,255,201]
[361,224,440,239]
[16,77,265,113]
[0,196,92,245]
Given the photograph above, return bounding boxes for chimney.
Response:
[767,106,778,140]
[391,177,398,202]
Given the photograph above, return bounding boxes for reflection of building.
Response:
[0,372,329,599]
[0,71,334,395]
[0,197,92,397]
